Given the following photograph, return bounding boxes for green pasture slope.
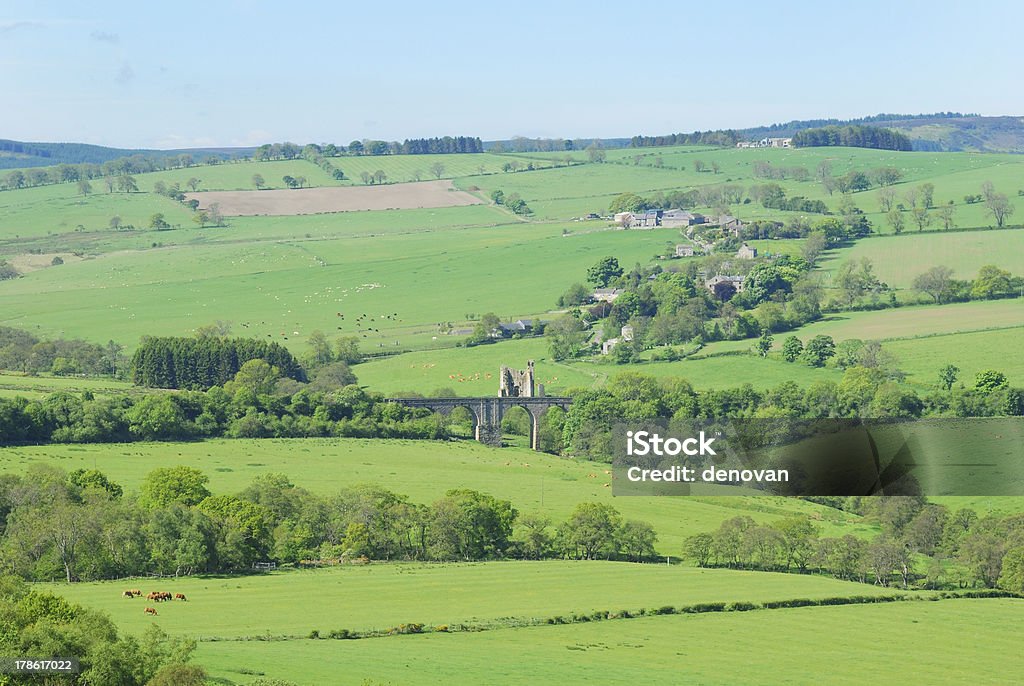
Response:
[482,145,1024,228]
[0,217,671,352]
[0,438,875,552]
[2,143,1023,357]
[884,327,1024,387]
[193,598,1023,685]
[822,228,1024,290]
[355,297,1022,395]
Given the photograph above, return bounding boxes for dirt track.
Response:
[185,179,482,216]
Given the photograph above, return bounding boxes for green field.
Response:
[0,216,674,351]
[777,299,1024,344]
[477,146,1024,229]
[188,598,1022,685]
[3,144,1023,358]
[0,372,141,398]
[824,228,1024,290]
[42,562,902,640]
[884,327,1024,387]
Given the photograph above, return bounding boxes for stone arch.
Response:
[441,402,480,441]
[505,401,548,451]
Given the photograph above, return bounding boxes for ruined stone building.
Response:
[500,360,544,397]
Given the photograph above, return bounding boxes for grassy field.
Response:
[778,299,1024,344]
[187,598,1023,685]
[477,146,1024,229]
[884,327,1024,387]
[1,218,671,352]
[355,338,598,396]
[0,372,141,398]
[42,562,902,640]
[0,438,875,553]
[824,228,1024,290]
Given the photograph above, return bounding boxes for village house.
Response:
[620,325,634,342]
[601,337,620,355]
[736,243,758,260]
[592,288,623,302]
[497,319,535,337]
[737,137,793,148]
[705,274,745,302]
[717,215,745,236]
[675,244,696,257]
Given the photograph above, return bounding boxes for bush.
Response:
[387,623,424,635]
[327,628,356,639]
[681,602,726,614]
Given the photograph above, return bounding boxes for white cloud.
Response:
[0,20,44,33]
[90,30,119,44]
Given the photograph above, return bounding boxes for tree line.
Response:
[130,336,306,390]
[0,465,658,583]
[628,130,741,148]
[683,497,1024,594]
[0,326,124,376]
[555,370,1021,461]
[0,151,232,192]
[254,136,483,160]
[792,125,912,151]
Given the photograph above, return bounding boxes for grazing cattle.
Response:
[174,593,187,601]
[144,607,158,616]
[147,592,159,601]
[122,591,134,598]
[130,589,142,597]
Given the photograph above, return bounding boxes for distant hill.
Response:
[726,113,1024,153]
[7,112,1024,170]
[0,139,255,170]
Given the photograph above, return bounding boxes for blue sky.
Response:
[1,1,1022,148]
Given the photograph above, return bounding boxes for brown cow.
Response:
[129,589,142,597]
[123,591,134,598]
[174,593,187,601]
[144,607,158,616]
[146,592,159,601]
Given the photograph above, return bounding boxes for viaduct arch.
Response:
[387,361,572,450]
[386,396,572,450]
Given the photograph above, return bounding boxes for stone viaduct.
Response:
[387,361,572,450]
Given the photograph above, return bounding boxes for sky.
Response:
[2,0,1023,149]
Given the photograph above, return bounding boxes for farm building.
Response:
[497,319,535,336]
[675,244,696,257]
[616,208,705,229]
[662,210,705,228]
[592,288,623,302]
[736,243,758,259]
[602,337,620,355]
[716,215,745,236]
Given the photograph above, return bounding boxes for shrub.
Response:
[725,601,759,612]
[327,628,355,639]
